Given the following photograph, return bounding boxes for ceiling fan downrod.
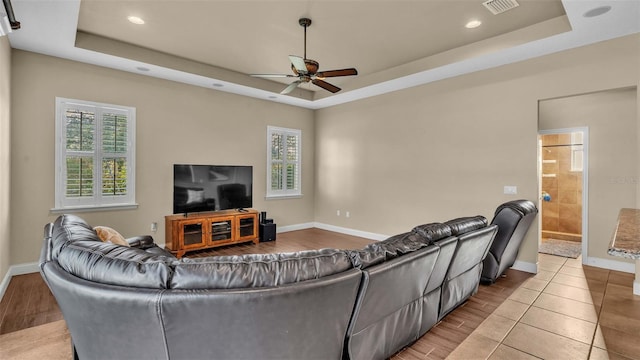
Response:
[299,17,311,60]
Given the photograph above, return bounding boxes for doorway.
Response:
[538,128,588,260]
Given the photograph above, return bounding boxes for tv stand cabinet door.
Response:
[176,218,208,251]
[236,213,259,244]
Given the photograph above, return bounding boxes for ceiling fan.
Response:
[251,18,358,95]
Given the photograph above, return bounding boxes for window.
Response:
[267,126,301,198]
[54,98,136,211]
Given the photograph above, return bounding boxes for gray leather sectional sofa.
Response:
[39,200,536,360]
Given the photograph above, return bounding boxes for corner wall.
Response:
[10,51,315,265]
[0,36,11,285]
[314,34,640,267]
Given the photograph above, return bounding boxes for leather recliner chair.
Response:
[481,200,538,284]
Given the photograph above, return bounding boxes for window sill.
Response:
[51,203,139,213]
[265,194,303,200]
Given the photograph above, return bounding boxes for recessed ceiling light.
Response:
[583,6,611,18]
[127,16,145,25]
[136,66,150,72]
[465,20,482,29]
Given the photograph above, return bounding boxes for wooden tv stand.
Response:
[165,209,259,258]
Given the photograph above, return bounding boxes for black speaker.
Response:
[259,223,276,242]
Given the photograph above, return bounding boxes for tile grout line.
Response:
[483,255,567,359]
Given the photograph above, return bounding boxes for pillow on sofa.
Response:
[94,226,129,247]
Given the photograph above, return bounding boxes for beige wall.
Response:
[314,34,639,266]
[7,34,640,269]
[0,36,11,280]
[10,51,315,264]
[539,88,638,262]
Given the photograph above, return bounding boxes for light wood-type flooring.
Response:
[0,228,638,359]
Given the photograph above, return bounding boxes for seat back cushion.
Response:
[347,245,440,360]
[56,240,175,289]
[411,223,453,243]
[446,225,498,279]
[444,216,487,236]
[352,232,434,269]
[51,214,101,258]
[171,249,353,289]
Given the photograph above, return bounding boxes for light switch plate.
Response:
[504,186,518,195]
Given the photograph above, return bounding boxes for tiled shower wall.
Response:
[541,134,582,242]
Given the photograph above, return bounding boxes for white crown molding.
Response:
[6,0,640,110]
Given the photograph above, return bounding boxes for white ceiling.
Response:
[6,0,640,109]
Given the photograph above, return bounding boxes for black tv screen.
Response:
[173,164,253,214]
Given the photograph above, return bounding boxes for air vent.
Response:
[482,0,520,15]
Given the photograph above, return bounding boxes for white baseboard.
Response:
[277,222,315,233]
[511,260,537,274]
[0,262,40,302]
[585,256,635,273]
[509,256,636,276]
[313,222,388,241]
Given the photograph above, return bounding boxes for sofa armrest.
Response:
[126,235,156,249]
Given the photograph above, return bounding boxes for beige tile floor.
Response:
[447,254,640,360]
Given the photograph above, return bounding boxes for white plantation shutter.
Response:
[267,126,301,198]
[54,98,136,211]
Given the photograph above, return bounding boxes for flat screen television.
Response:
[173,164,253,214]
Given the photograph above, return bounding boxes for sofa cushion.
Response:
[444,216,487,236]
[51,214,102,259]
[56,240,175,289]
[352,231,436,269]
[171,249,353,289]
[411,223,453,244]
[494,199,538,217]
[94,226,129,247]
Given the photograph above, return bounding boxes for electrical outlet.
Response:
[150,222,158,232]
[346,211,350,218]
[503,186,518,195]
[337,210,340,216]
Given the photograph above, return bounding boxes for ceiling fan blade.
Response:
[289,55,307,74]
[316,68,358,78]
[312,79,341,93]
[280,80,303,95]
[250,74,296,78]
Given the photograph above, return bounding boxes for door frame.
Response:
[537,127,589,264]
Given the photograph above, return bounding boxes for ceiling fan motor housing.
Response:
[299,18,312,27]
[291,59,319,75]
